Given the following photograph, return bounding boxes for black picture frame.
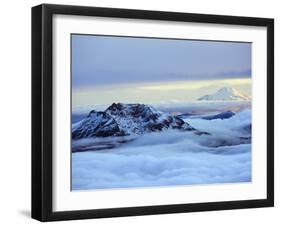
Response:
[32,3,274,222]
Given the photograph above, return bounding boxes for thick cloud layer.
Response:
[72,110,251,190]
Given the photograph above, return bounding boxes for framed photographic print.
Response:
[32,4,274,221]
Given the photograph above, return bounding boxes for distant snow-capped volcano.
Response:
[198,87,251,101]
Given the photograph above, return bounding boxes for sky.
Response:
[72,34,251,108]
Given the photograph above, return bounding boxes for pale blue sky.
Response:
[72,34,251,89]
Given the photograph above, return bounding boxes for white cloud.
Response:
[72,110,251,190]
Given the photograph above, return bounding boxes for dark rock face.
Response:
[106,103,160,121]
[72,103,203,139]
[202,111,235,120]
[106,103,196,135]
[72,110,125,139]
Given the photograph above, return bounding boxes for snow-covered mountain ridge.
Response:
[198,87,251,101]
[72,103,206,139]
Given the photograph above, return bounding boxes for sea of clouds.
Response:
[72,110,252,190]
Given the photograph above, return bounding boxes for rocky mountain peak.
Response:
[72,103,207,140]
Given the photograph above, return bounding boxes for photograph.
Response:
[71,34,252,191]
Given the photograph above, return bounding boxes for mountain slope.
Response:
[72,103,206,139]
[202,111,235,120]
[198,87,250,101]
[72,110,126,139]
